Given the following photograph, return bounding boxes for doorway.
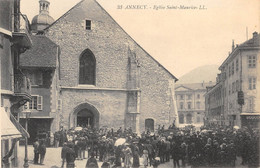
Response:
[145,118,154,132]
[77,109,94,128]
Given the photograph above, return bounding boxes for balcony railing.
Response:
[12,13,32,48]
[14,70,31,101]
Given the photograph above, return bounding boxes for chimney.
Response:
[232,40,235,51]
[253,32,258,39]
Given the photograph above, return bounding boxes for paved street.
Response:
[17,145,248,168]
[17,145,171,168]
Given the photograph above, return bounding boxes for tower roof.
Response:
[31,0,54,33]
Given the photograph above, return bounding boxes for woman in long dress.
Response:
[142,149,149,168]
[123,146,132,168]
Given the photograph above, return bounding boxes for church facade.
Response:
[40,0,179,133]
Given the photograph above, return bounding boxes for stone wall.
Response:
[60,88,127,130]
[45,0,177,132]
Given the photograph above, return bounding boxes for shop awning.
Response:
[1,107,29,140]
[1,108,22,140]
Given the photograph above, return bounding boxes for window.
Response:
[236,59,239,72]
[197,94,200,99]
[248,97,255,112]
[236,80,239,91]
[180,95,184,100]
[57,99,62,111]
[180,102,184,109]
[232,82,235,93]
[231,62,234,75]
[79,49,96,85]
[229,66,231,77]
[27,71,43,86]
[186,114,192,124]
[179,114,184,124]
[187,102,192,109]
[249,77,256,90]
[196,102,200,109]
[248,55,256,68]
[187,94,192,100]
[85,20,91,30]
[24,95,43,111]
[229,102,233,109]
[229,84,231,95]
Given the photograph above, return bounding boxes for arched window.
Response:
[145,118,154,132]
[186,113,192,124]
[179,114,184,124]
[79,49,96,85]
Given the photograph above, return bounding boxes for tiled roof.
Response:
[20,35,58,68]
[175,82,215,91]
[219,32,259,69]
[239,33,260,48]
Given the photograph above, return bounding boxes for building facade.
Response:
[19,35,60,144]
[175,82,214,128]
[40,0,179,134]
[204,82,224,125]
[0,0,32,167]
[205,32,260,128]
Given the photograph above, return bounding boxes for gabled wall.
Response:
[45,0,177,132]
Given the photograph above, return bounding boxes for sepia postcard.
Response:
[1,0,259,167]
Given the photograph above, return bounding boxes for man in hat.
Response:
[86,152,98,168]
[33,138,40,164]
[61,142,69,168]
[66,142,77,168]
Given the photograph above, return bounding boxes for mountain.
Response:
[177,65,220,84]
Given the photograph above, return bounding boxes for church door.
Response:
[77,109,94,128]
[145,119,154,132]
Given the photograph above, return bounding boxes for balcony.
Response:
[12,70,32,106]
[12,13,32,49]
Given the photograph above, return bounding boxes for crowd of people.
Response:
[33,124,260,168]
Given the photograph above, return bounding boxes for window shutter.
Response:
[37,96,43,110]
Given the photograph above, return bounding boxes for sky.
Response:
[20,0,259,78]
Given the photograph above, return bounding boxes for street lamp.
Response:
[23,110,31,168]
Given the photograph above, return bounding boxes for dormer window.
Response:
[86,20,91,30]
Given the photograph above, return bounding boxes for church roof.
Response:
[20,35,59,68]
[44,0,178,81]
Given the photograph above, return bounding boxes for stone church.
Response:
[28,0,179,133]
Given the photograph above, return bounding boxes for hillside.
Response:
[177,65,220,84]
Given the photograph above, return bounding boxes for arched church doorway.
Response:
[77,109,94,128]
[71,103,100,129]
[145,118,154,132]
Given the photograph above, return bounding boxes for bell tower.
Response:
[31,0,54,34]
[39,0,50,14]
